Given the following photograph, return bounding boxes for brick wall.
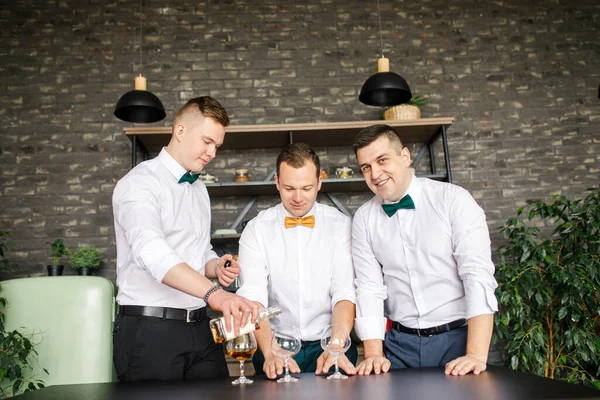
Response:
[1,0,599,361]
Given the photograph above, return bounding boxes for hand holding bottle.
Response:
[210,305,281,343]
[206,290,259,338]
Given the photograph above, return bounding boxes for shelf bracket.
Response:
[324,193,351,217]
[441,125,452,183]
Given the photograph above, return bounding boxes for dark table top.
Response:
[12,366,600,400]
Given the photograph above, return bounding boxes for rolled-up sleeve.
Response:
[113,177,183,283]
[352,207,388,340]
[450,187,498,319]
[330,215,356,307]
[236,221,269,308]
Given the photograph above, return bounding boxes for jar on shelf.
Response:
[234,169,250,182]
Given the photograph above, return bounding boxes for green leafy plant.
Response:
[0,298,46,397]
[47,239,70,266]
[0,232,14,273]
[70,246,102,269]
[494,187,600,389]
[0,232,46,397]
[406,94,427,107]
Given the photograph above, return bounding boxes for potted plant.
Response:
[383,94,427,120]
[1,231,46,396]
[47,239,71,276]
[71,245,102,276]
[494,187,600,388]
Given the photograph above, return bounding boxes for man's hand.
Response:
[315,352,356,376]
[356,356,391,376]
[263,354,301,379]
[215,255,240,287]
[207,289,258,336]
[444,354,487,376]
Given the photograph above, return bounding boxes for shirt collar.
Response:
[157,147,188,182]
[405,174,422,206]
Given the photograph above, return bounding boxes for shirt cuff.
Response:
[354,316,388,340]
[203,250,219,268]
[139,240,184,283]
[464,279,498,319]
[331,289,356,308]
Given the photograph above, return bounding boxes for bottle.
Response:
[209,305,281,343]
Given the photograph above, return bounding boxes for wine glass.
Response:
[271,328,302,383]
[320,323,351,380]
[226,332,257,385]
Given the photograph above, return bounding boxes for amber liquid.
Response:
[210,324,225,344]
[227,348,256,361]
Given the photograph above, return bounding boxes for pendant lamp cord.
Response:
[139,0,143,76]
[376,0,383,58]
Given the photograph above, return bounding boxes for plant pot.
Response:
[76,267,95,276]
[383,104,421,120]
[47,265,64,276]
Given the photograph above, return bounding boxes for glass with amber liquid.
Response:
[210,305,281,343]
[226,332,257,385]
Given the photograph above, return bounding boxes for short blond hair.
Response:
[173,96,230,128]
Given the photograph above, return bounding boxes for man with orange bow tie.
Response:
[236,143,357,379]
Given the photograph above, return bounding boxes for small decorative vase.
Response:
[47,265,64,276]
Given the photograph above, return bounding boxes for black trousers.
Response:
[113,314,229,382]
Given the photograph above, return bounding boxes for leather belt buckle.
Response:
[186,310,192,323]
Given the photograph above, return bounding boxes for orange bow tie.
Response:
[284,215,315,229]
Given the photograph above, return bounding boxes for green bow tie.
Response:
[381,194,415,217]
[178,171,199,184]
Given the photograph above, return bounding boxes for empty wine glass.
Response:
[226,332,257,385]
[271,328,302,383]
[320,323,351,380]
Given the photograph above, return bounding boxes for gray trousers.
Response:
[384,326,468,368]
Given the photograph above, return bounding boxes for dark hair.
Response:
[352,124,404,155]
[276,143,320,178]
[174,96,230,128]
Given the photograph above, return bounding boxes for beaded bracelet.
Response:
[203,285,221,304]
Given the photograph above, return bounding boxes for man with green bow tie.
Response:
[351,124,498,378]
[112,96,258,382]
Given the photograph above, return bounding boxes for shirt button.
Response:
[403,243,408,247]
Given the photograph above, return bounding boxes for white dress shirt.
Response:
[236,202,356,341]
[352,175,498,340]
[112,148,217,309]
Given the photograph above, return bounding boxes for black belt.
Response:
[391,318,467,337]
[119,305,207,323]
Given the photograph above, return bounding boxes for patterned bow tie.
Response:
[381,194,415,217]
[284,215,315,229]
[178,171,199,184]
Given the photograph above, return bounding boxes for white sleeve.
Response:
[352,206,388,340]
[236,220,269,308]
[330,215,356,307]
[450,187,498,318]
[112,177,184,283]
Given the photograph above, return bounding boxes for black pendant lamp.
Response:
[114,0,165,123]
[359,0,412,107]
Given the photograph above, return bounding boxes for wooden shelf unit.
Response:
[123,118,455,241]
